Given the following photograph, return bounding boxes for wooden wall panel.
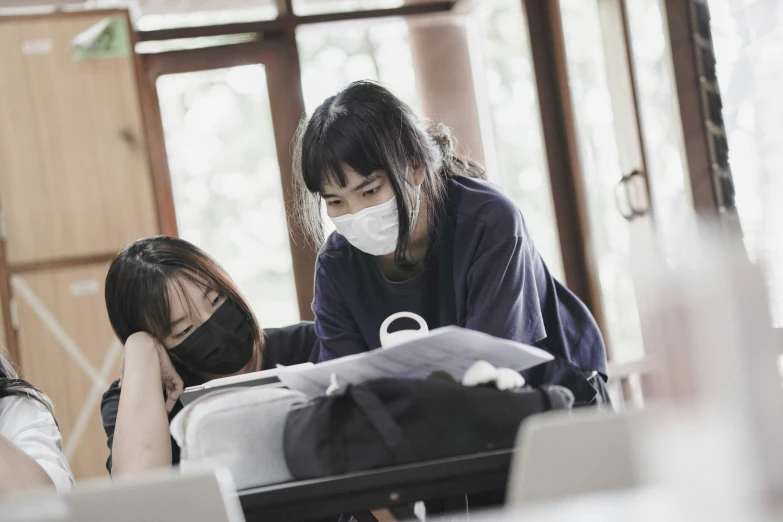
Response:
[0,14,159,265]
[0,21,47,263]
[15,263,120,480]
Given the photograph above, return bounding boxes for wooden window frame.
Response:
[521,0,606,332]
[662,0,737,218]
[139,36,317,320]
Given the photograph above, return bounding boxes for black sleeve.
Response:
[100,379,183,475]
[100,380,121,474]
[263,322,319,368]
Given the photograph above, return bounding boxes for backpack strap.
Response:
[348,385,418,463]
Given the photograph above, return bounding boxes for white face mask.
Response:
[330,189,421,256]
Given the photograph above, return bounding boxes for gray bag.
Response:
[171,386,307,489]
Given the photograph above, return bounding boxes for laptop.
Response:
[0,469,245,522]
[506,409,641,506]
[180,363,314,406]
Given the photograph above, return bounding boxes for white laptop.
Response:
[180,363,314,405]
[0,468,245,522]
[506,409,642,506]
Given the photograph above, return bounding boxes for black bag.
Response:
[283,378,573,479]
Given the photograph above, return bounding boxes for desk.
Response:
[470,489,689,522]
[239,449,514,522]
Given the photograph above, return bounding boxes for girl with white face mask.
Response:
[294,81,610,406]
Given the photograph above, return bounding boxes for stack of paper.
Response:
[278,326,553,397]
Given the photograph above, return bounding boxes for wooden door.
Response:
[13,263,120,480]
[0,12,158,265]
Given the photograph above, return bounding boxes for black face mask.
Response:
[169,300,254,375]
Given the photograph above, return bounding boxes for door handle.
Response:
[614,169,650,221]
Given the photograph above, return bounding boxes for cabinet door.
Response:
[0,13,158,264]
[14,263,121,479]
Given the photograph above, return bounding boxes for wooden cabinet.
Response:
[0,12,158,265]
[0,10,168,479]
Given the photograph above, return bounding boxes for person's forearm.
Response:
[0,435,53,494]
[111,343,171,476]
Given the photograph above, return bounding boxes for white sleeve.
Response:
[0,396,74,491]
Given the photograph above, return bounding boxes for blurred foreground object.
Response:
[0,468,244,522]
[499,219,783,520]
[632,219,783,511]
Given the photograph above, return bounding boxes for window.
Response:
[559,0,645,362]
[709,0,783,327]
[296,19,419,114]
[157,66,300,327]
[626,0,695,267]
[293,0,404,16]
[471,0,565,281]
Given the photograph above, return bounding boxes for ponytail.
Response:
[426,123,487,181]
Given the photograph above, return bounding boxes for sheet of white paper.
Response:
[277,326,554,397]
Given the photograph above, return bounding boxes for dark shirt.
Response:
[312,177,608,404]
[100,322,318,473]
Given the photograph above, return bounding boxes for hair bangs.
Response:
[132,267,177,343]
[301,105,349,193]
[301,101,402,194]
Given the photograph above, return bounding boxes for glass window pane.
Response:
[472,0,565,281]
[293,0,403,16]
[626,0,697,266]
[157,66,300,328]
[296,20,419,114]
[135,0,277,31]
[708,0,783,327]
[559,0,645,362]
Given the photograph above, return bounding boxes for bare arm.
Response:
[0,434,54,494]
[111,332,182,477]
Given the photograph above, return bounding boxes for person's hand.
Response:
[124,332,184,413]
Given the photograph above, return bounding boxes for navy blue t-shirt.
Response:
[312,177,608,404]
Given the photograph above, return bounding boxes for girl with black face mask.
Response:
[100,236,317,477]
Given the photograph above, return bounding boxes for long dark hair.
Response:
[294,80,485,271]
[0,350,54,415]
[105,236,264,366]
